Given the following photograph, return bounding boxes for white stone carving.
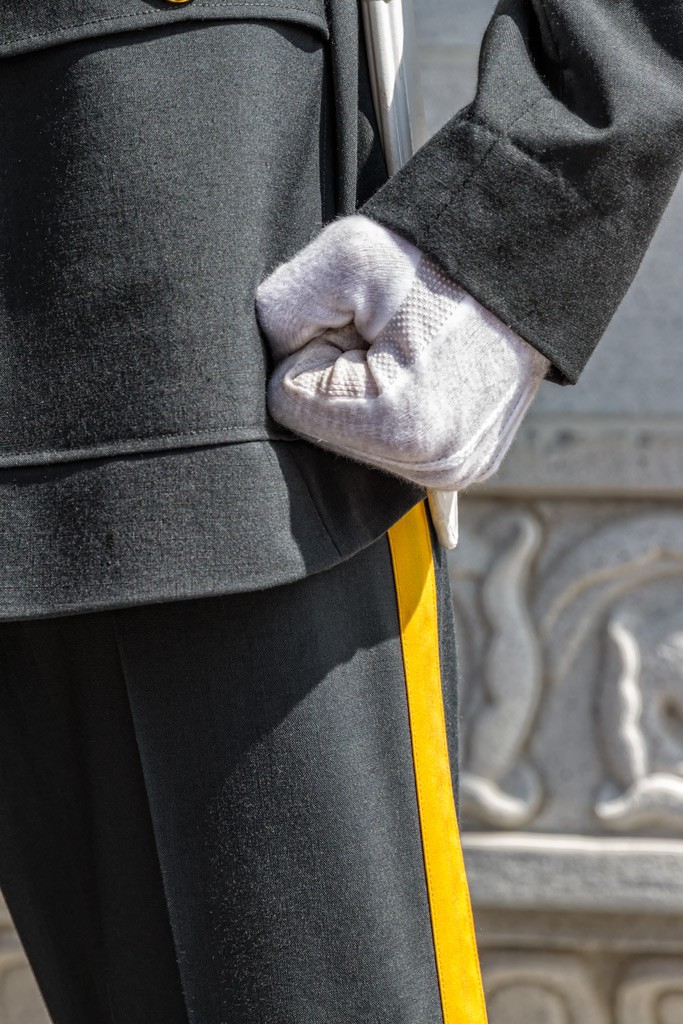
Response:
[536,515,683,688]
[617,960,683,1024]
[457,509,683,832]
[459,513,545,827]
[596,608,683,830]
[482,952,607,1024]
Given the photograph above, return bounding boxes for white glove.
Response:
[256,215,549,541]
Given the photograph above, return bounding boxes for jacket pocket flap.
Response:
[1,0,328,59]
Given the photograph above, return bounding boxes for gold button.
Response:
[166,0,192,4]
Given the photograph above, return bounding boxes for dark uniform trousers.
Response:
[0,505,485,1024]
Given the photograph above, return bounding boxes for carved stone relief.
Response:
[453,502,683,836]
[617,960,683,1024]
[479,953,683,1024]
[482,952,607,1024]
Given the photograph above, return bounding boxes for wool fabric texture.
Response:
[257,215,550,492]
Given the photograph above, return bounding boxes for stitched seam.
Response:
[421,133,499,250]
[9,422,274,442]
[421,522,449,1022]
[285,446,343,557]
[0,424,285,465]
[462,110,603,214]
[3,3,327,48]
[109,617,193,1024]
[423,97,547,247]
[321,53,330,218]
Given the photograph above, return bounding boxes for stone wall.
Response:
[2,1,682,1020]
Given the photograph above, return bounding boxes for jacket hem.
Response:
[0,3,329,59]
[0,423,292,469]
[0,437,423,621]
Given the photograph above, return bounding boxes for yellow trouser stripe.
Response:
[388,502,488,1024]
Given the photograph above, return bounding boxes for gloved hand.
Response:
[256,215,549,543]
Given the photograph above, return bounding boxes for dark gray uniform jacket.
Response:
[1,0,682,619]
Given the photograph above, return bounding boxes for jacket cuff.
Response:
[360,114,654,386]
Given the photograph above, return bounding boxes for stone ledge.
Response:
[476,416,683,497]
[463,833,683,914]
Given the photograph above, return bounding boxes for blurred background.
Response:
[2,1,682,1021]
[419,1,683,1022]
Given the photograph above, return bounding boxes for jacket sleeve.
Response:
[361,0,683,384]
